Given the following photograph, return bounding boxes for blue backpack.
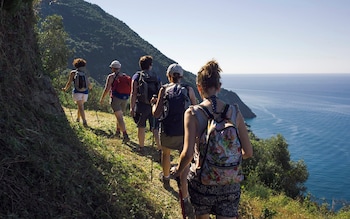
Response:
[160,83,191,136]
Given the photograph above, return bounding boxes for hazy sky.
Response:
[85,0,349,74]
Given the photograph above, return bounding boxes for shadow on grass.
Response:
[0,112,164,218]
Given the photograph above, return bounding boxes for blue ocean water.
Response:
[221,73,350,209]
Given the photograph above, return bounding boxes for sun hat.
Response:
[109,60,121,68]
[166,63,183,77]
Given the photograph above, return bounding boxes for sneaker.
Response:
[159,172,170,189]
[183,197,195,219]
[123,134,130,143]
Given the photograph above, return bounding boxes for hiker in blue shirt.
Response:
[152,63,197,217]
[62,58,92,127]
[130,55,162,152]
[171,60,253,219]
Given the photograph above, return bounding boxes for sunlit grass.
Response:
[61,107,350,219]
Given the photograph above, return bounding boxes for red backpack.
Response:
[111,73,132,100]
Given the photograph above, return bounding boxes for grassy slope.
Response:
[62,107,349,219]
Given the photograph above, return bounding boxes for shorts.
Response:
[72,92,88,102]
[134,102,159,130]
[188,179,241,217]
[160,132,183,151]
[111,96,128,112]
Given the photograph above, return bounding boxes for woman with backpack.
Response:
[170,60,253,219]
[62,58,92,127]
[152,63,197,217]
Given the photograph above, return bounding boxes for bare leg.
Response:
[76,100,86,125]
[114,110,126,132]
[76,105,81,121]
[152,128,161,150]
[138,127,145,148]
[76,101,84,119]
[161,147,171,177]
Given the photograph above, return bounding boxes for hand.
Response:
[61,88,66,92]
[170,166,179,178]
[150,95,157,105]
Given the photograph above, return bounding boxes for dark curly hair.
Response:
[139,55,153,70]
[72,58,86,68]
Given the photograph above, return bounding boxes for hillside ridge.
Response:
[38,0,256,118]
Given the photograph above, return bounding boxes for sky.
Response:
[85,0,350,74]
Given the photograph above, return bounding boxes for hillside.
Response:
[2,2,350,218]
[37,0,256,119]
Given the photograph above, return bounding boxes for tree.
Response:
[243,134,309,198]
[37,14,71,78]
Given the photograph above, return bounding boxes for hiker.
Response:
[171,60,253,219]
[62,58,92,127]
[99,60,131,143]
[152,63,197,216]
[130,55,162,152]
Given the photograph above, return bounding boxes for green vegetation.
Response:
[37,14,72,79]
[1,0,350,218]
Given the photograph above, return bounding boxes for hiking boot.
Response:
[122,134,130,143]
[137,146,144,153]
[183,197,195,219]
[159,172,170,189]
[114,131,121,139]
[83,121,88,127]
[76,118,80,123]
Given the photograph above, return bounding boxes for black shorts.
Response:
[188,178,241,217]
[134,102,159,130]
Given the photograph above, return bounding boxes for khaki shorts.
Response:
[160,132,184,151]
[111,96,128,112]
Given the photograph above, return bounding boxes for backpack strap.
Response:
[221,104,230,119]
[111,72,120,91]
[180,83,191,101]
[197,105,214,120]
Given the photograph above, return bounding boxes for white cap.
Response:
[109,60,121,68]
[166,63,183,77]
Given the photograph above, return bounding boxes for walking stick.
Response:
[150,129,155,181]
[63,90,74,122]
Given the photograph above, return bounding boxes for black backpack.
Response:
[137,71,160,104]
[160,83,191,136]
[73,70,88,92]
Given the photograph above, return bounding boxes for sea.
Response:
[221,73,350,210]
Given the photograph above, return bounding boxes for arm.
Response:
[152,87,165,118]
[99,74,113,104]
[87,77,93,90]
[62,71,75,92]
[188,86,197,105]
[129,78,138,116]
[172,108,197,176]
[237,112,253,159]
